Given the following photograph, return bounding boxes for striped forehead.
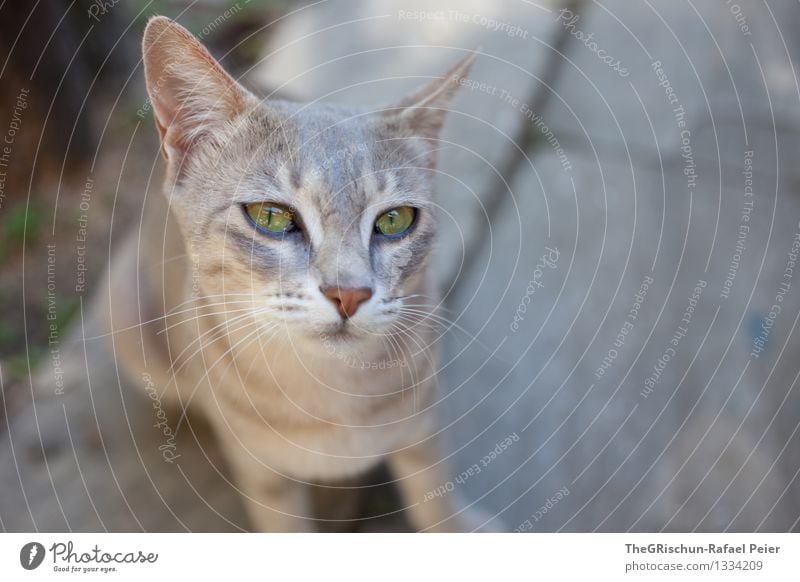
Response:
[272,112,379,225]
[249,100,424,203]
[240,102,427,244]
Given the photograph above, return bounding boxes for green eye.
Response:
[245,203,295,234]
[375,206,416,237]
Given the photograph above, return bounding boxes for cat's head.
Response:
[142,16,474,344]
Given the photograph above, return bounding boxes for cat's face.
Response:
[175,102,440,341]
[142,17,473,344]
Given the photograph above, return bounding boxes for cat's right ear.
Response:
[383,50,479,143]
[142,16,254,165]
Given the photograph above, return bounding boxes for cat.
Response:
[109,15,496,532]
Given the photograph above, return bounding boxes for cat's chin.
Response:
[316,321,373,342]
[302,320,395,355]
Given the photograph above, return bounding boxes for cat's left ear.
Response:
[384,50,479,142]
[142,16,256,165]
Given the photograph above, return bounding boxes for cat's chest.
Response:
[202,347,436,480]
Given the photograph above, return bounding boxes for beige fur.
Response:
[106,16,492,532]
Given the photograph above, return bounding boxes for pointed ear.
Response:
[385,50,479,141]
[141,16,254,165]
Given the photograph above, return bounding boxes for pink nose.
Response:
[321,286,373,319]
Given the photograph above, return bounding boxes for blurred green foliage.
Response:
[128,0,293,32]
[0,201,42,259]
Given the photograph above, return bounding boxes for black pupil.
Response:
[263,207,286,229]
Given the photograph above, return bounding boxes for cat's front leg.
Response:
[221,439,314,532]
[389,437,504,532]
